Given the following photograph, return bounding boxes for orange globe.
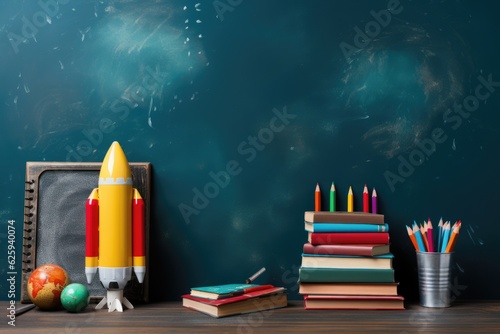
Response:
[27,264,70,310]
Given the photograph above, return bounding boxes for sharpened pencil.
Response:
[427,218,435,252]
[347,186,354,212]
[330,182,336,212]
[371,188,377,214]
[315,183,321,212]
[445,220,461,252]
[437,218,444,251]
[440,222,451,253]
[413,222,426,252]
[406,225,419,251]
[420,222,430,252]
[363,184,369,213]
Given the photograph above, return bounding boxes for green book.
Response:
[190,283,259,299]
[299,267,395,283]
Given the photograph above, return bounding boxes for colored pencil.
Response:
[408,218,463,253]
[412,223,426,252]
[329,182,336,212]
[315,183,321,212]
[362,184,369,213]
[437,218,443,251]
[406,225,419,251]
[371,188,377,214]
[347,186,353,212]
[426,218,435,252]
[420,222,429,252]
[445,220,461,252]
[440,222,451,253]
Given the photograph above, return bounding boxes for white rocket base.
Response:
[96,290,134,312]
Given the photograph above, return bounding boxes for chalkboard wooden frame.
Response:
[20,162,151,304]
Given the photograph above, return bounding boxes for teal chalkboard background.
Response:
[1,0,499,302]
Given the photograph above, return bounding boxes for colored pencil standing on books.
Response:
[315,183,321,212]
[330,182,336,212]
[371,188,377,214]
[363,184,369,213]
[347,186,353,212]
[312,183,380,213]
[407,218,462,253]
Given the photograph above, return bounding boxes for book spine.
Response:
[21,178,36,302]
[299,267,394,283]
[304,211,385,224]
[303,243,375,256]
[301,255,392,269]
[310,232,390,245]
[307,223,389,233]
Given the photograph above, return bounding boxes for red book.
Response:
[308,232,389,245]
[302,243,390,256]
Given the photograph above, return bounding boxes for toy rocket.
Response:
[85,141,146,312]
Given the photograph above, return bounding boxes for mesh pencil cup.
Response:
[416,251,454,308]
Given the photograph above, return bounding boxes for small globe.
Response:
[27,264,70,310]
[60,283,90,312]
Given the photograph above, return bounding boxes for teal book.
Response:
[305,222,389,233]
[190,283,263,299]
[299,267,395,283]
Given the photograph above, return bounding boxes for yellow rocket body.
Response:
[99,142,133,269]
[98,185,132,267]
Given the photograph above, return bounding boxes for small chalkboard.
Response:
[20,162,151,304]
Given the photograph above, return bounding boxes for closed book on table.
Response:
[301,253,393,269]
[308,232,390,245]
[302,243,390,256]
[303,295,405,310]
[299,267,395,283]
[305,222,389,233]
[304,211,384,224]
[182,286,287,318]
[299,282,399,296]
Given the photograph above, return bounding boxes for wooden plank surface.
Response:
[3,301,500,333]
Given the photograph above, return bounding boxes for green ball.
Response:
[60,283,90,313]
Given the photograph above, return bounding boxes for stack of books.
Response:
[299,211,405,310]
[182,283,287,318]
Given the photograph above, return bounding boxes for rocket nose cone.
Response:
[99,141,131,180]
[109,141,122,153]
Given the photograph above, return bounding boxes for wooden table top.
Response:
[3,300,500,333]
